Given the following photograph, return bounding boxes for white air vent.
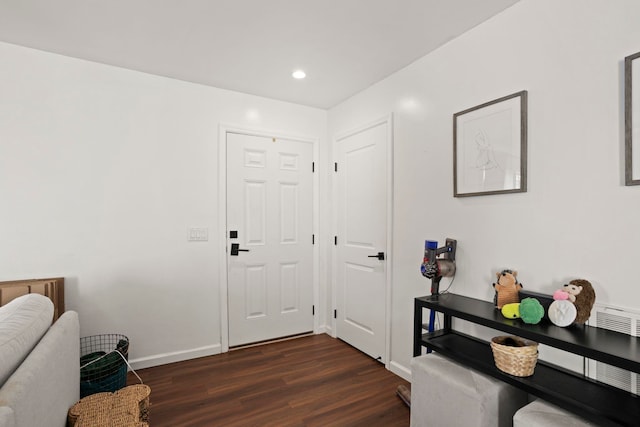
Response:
[586,304,640,395]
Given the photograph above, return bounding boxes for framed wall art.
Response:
[453,90,528,197]
[625,51,640,186]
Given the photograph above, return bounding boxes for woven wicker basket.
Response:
[490,335,538,377]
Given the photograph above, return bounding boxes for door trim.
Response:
[331,113,394,368]
[218,124,320,353]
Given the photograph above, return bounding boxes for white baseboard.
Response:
[129,344,222,370]
[129,330,334,371]
[324,324,334,337]
[389,360,411,382]
[315,325,328,334]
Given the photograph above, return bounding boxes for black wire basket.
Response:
[80,334,129,398]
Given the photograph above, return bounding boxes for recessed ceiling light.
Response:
[292,70,306,79]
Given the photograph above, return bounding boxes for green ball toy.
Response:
[519,297,544,324]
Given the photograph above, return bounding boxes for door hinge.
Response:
[334,309,337,319]
[312,234,315,245]
[312,162,315,172]
[334,162,338,172]
[312,305,315,315]
[334,236,337,245]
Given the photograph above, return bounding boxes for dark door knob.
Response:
[367,252,385,261]
[230,243,250,256]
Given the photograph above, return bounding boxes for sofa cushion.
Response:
[0,294,54,386]
[0,406,15,427]
[0,311,80,427]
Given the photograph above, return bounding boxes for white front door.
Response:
[226,132,314,347]
[334,117,391,362]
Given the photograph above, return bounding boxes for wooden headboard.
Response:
[0,277,65,321]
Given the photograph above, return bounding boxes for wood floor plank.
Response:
[128,334,410,426]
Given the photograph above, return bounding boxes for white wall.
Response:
[328,0,640,377]
[3,0,639,379]
[0,41,328,368]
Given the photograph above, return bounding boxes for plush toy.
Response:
[493,269,523,309]
[570,279,596,324]
[519,297,545,324]
[561,282,583,303]
[549,286,578,327]
[501,303,521,319]
[500,298,544,324]
[553,289,570,301]
[548,299,576,327]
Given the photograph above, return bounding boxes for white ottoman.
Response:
[513,399,597,426]
[410,352,528,427]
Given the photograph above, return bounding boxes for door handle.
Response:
[230,243,250,256]
[368,252,385,261]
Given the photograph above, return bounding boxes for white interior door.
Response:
[334,117,391,362]
[227,132,314,347]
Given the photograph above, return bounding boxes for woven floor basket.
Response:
[490,335,538,377]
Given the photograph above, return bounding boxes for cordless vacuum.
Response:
[420,239,457,334]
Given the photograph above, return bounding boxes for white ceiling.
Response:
[0,0,520,109]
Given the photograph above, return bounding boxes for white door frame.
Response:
[218,124,320,353]
[331,114,394,368]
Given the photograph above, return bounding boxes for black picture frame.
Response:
[453,91,528,197]
[625,51,640,186]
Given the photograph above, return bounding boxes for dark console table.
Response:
[414,293,640,426]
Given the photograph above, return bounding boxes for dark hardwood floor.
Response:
[128,334,410,426]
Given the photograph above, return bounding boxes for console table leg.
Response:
[413,300,422,357]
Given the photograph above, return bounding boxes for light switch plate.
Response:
[188,227,208,241]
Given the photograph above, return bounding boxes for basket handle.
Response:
[80,350,144,385]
